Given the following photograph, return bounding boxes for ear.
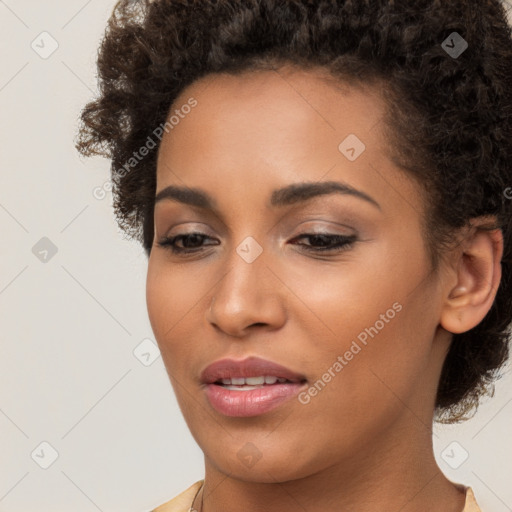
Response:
[440,220,504,335]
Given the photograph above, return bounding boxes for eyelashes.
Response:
[157,233,215,254]
[289,233,357,253]
[156,231,357,256]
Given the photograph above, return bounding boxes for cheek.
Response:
[146,260,168,340]
[292,247,435,410]
[145,256,216,378]
[146,259,188,354]
[290,304,434,468]
[283,253,401,354]
[146,256,196,330]
[315,284,436,428]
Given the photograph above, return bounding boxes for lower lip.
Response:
[204,382,306,417]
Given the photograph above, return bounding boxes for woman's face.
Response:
[146,66,452,481]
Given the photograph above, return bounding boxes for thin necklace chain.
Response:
[191,483,204,512]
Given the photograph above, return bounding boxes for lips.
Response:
[200,356,308,417]
[200,356,307,384]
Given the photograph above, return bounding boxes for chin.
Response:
[204,439,325,483]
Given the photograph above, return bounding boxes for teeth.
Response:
[223,385,264,391]
[245,376,265,385]
[217,376,290,386]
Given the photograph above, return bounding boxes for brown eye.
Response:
[157,232,218,254]
[289,233,357,253]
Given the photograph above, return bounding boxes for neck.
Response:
[199,414,466,512]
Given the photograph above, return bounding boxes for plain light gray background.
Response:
[0,1,511,511]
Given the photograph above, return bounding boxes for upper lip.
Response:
[200,356,307,384]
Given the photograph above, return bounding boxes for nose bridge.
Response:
[208,233,285,333]
[219,234,269,305]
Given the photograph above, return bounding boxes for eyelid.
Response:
[160,221,356,238]
[287,219,358,235]
[155,211,363,239]
[154,205,228,236]
[156,221,214,239]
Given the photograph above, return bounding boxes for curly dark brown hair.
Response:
[75,0,512,423]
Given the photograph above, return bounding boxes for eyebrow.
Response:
[154,181,381,212]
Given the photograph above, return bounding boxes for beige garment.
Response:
[150,479,483,512]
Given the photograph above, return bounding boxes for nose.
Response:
[206,245,287,337]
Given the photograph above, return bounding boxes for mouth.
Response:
[200,355,307,384]
[200,356,308,417]
[212,375,306,390]
[204,379,308,417]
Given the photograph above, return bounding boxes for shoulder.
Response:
[149,480,204,512]
[457,484,483,512]
[147,480,482,511]
[464,487,483,512]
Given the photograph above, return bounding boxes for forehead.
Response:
[157,65,388,169]
[169,65,385,130]
[154,65,423,222]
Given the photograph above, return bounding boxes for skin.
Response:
[146,64,503,512]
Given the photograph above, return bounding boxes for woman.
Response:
[75,0,512,511]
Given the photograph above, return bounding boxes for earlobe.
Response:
[440,225,503,335]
